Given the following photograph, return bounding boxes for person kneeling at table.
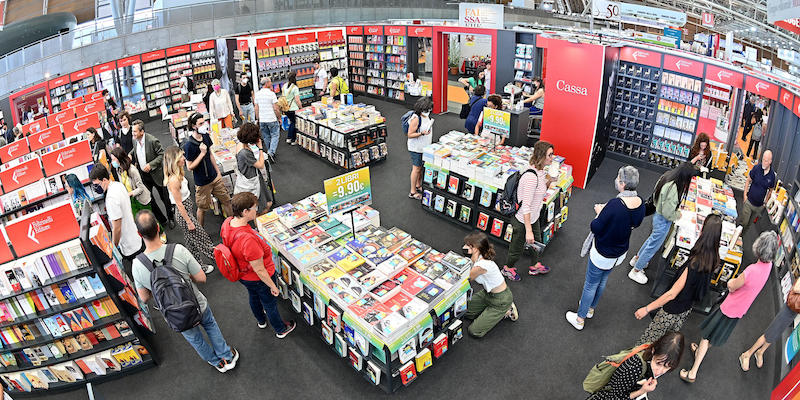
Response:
[464,232,518,337]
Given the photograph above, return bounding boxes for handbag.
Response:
[459,96,479,119]
[233,163,261,199]
[787,291,800,314]
[643,195,656,217]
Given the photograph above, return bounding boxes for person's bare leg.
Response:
[754,340,771,368]
[742,335,767,360]
[410,167,420,196]
[687,339,710,379]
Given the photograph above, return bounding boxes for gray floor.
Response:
[46,98,779,399]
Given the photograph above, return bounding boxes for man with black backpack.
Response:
[132,210,239,373]
[182,112,233,227]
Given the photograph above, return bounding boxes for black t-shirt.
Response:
[118,126,133,154]
[235,83,253,105]
[663,264,710,315]
[183,133,217,187]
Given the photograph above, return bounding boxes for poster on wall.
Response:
[458,3,504,29]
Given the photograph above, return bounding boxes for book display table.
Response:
[419,132,573,250]
[256,193,471,392]
[295,101,388,171]
[649,176,742,313]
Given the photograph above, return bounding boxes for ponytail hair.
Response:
[464,231,495,260]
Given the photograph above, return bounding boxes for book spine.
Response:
[55,251,71,274]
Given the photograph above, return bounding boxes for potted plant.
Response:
[448,37,461,75]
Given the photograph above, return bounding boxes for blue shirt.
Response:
[590,198,645,259]
[183,133,217,187]
[464,96,487,134]
[747,164,775,207]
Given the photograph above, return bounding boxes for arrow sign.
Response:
[0,158,43,193]
[664,55,702,77]
[620,47,662,67]
[28,126,63,151]
[745,77,779,100]
[5,203,80,257]
[0,140,30,163]
[705,65,742,88]
[61,113,100,137]
[75,98,105,118]
[27,224,40,244]
[41,140,92,176]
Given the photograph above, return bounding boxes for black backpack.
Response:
[136,244,203,332]
[496,169,537,216]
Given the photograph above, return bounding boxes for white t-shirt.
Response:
[254,88,278,123]
[474,258,505,292]
[314,68,328,90]
[406,114,433,153]
[168,178,190,205]
[105,181,143,256]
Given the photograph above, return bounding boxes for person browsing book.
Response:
[738,150,775,234]
[464,85,487,134]
[406,97,434,200]
[90,163,144,261]
[464,232,517,338]
[131,210,239,373]
[220,192,296,338]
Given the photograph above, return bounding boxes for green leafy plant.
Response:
[448,36,461,68]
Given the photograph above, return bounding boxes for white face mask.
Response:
[421,112,430,118]
[198,123,209,134]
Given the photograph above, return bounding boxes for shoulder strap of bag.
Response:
[607,343,651,367]
[135,243,176,272]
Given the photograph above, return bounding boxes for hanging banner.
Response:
[0,140,30,163]
[780,88,795,110]
[288,32,316,45]
[631,31,678,48]
[6,203,80,257]
[48,76,70,90]
[745,76,780,101]
[70,68,93,81]
[76,98,106,117]
[482,108,511,137]
[47,108,75,126]
[28,126,64,152]
[117,55,140,68]
[459,3,505,29]
[41,140,92,177]
[663,28,682,44]
[93,61,116,75]
[61,113,100,137]
[347,26,363,35]
[592,0,686,27]
[663,54,704,77]
[385,26,406,36]
[141,50,166,62]
[408,26,433,38]
[701,12,715,27]
[0,158,43,193]
[191,40,215,52]
[166,44,191,57]
[324,167,373,215]
[775,20,800,35]
[619,47,662,68]
[21,118,47,135]
[318,30,343,42]
[256,35,287,50]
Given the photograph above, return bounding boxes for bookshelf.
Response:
[70,69,96,99]
[348,31,366,94]
[608,61,660,166]
[318,29,349,96]
[48,77,73,113]
[0,203,156,396]
[141,50,171,118]
[255,36,291,93]
[165,45,193,110]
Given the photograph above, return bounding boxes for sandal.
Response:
[408,192,422,200]
[739,353,750,371]
[754,352,764,369]
[679,369,696,383]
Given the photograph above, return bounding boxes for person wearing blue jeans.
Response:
[240,278,288,333]
[181,307,235,368]
[260,121,280,158]
[577,258,612,320]
[254,76,282,163]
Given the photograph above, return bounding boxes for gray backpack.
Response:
[137,244,203,332]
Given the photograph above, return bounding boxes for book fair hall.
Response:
[3,1,800,399]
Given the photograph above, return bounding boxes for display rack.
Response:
[166,45,193,109]
[608,61,660,166]
[141,50,170,118]
[92,63,118,108]
[70,69,96,99]
[256,194,471,393]
[288,33,318,105]
[295,104,388,171]
[348,30,366,94]
[233,44,251,85]
[190,41,217,90]
[513,43,535,93]
[365,34,386,97]
[419,132,573,249]
[256,36,291,93]
[48,77,73,113]
[318,30,348,88]
[0,203,157,396]
[653,70,702,163]
[116,56,146,115]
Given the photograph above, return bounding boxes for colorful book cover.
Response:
[477,212,490,231]
[415,348,433,373]
[436,171,448,189]
[398,336,417,363]
[479,188,493,207]
[399,360,417,385]
[348,346,363,371]
[418,320,434,348]
[366,360,381,385]
[447,176,459,194]
[333,333,347,357]
[400,273,432,296]
[374,312,407,337]
[421,190,432,207]
[490,218,504,237]
[459,205,471,223]
[313,292,326,320]
[417,283,445,303]
[321,321,333,344]
[433,195,445,212]
[432,333,448,358]
[445,200,457,218]
[302,302,314,326]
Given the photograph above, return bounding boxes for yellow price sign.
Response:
[483,107,511,137]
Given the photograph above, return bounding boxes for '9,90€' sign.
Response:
[483,107,511,137]
[324,167,372,215]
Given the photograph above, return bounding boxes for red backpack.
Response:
[215,218,252,282]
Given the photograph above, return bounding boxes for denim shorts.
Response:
[409,151,423,167]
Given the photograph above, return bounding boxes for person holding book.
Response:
[634,214,721,345]
[220,192,296,338]
[110,147,165,242]
[688,133,712,170]
[235,123,273,213]
[628,162,694,285]
[501,141,554,281]
[463,232,517,338]
[739,278,800,371]
[90,164,144,260]
[406,97,434,200]
[679,231,778,383]
[64,174,93,220]
[131,210,239,373]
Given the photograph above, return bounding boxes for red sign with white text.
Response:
[0,157,43,193]
[256,36,286,50]
[745,76,779,101]
[61,113,100,137]
[41,140,92,177]
[288,32,316,45]
[776,20,800,36]
[141,50,165,62]
[47,108,75,126]
[117,55,140,68]
[0,238,12,264]
[385,26,406,36]
[21,118,47,135]
[63,97,84,109]
[318,30,343,42]
[48,76,70,89]
[0,140,30,163]
[347,26,363,35]
[6,203,80,257]
[28,126,64,151]
[365,26,383,35]
[663,55,704,77]
[191,40,214,52]
[237,39,249,51]
[780,88,795,110]
[70,68,93,81]
[407,26,432,38]
[166,44,191,57]
[93,61,116,75]
[88,91,104,101]
[701,12,715,27]
[75,98,106,117]
[794,96,800,118]
[704,64,743,88]
[619,47,662,68]
[539,40,605,189]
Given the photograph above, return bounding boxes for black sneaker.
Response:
[276,320,296,339]
[224,348,239,372]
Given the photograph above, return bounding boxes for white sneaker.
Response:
[587,308,594,319]
[257,321,268,329]
[286,139,292,144]
[202,264,215,274]
[628,268,648,285]
[565,311,584,331]
[629,255,639,267]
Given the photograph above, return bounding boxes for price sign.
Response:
[323,167,372,215]
[483,107,511,137]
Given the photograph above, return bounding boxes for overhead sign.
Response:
[482,107,511,138]
[41,140,92,177]
[347,26,363,35]
[70,68,93,81]
[288,32,316,45]
[166,44,191,57]
[663,28,682,44]
[48,76,70,90]
[705,64,743,88]
[93,61,116,75]
[28,126,64,152]
[459,3,504,29]
[775,19,800,35]
[365,26,383,35]
[745,76,780,100]
[385,26,406,36]
[620,47,662,68]
[701,12,715,27]
[768,1,800,24]
[408,26,433,38]
[318,30,343,42]
[61,113,100,137]
[780,88,795,110]
[592,0,686,27]
[141,50,165,62]
[117,55,140,68]
[6,203,80,257]
[324,167,373,215]
[191,40,215,52]
[257,35,287,50]
[0,158,43,193]
[663,54,704,77]
[0,140,30,163]
[237,38,249,51]
[632,31,678,48]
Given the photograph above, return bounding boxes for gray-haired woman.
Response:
[566,166,646,330]
[680,231,779,383]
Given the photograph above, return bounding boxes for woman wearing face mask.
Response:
[110,146,164,239]
[209,78,235,129]
[587,331,684,400]
[406,97,434,200]
[463,231,517,338]
[523,77,545,115]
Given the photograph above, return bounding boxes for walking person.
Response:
[282,72,302,145]
[209,79,235,129]
[501,141,554,281]
[163,146,215,274]
[110,147,165,242]
[254,77,281,163]
[463,232,517,338]
[182,112,233,227]
[628,162,694,285]
[129,119,175,228]
[235,123,273,213]
[313,62,328,100]
[116,111,134,154]
[220,192,296,338]
[739,278,800,371]
[64,173,93,220]
[738,150,776,233]
[566,166,645,330]
[746,114,764,159]
[679,231,779,383]
[741,96,756,138]
[634,214,722,345]
[406,97,434,200]
[235,75,255,124]
[90,164,144,261]
[131,210,238,373]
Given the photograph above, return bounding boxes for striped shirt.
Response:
[515,165,548,224]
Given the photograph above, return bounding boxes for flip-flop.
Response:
[679,369,696,383]
[408,192,422,200]
[755,352,764,369]
[739,353,750,372]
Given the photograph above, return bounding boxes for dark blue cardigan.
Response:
[590,197,646,258]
